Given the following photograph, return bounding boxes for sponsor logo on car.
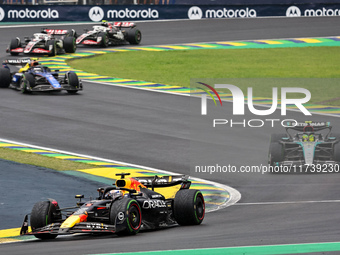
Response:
[45,29,68,35]
[82,40,99,45]
[142,200,166,209]
[86,223,108,230]
[10,48,24,52]
[31,48,50,53]
[117,212,124,221]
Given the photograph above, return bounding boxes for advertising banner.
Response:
[0,4,340,22]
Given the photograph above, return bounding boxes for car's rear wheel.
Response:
[9,38,21,56]
[30,200,61,240]
[0,68,11,88]
[63,36,76,53]
[126,28,142,45]
[110,198,142,235]
[332,134,340,163]
[268,133,285,165]
[173,189,205,226]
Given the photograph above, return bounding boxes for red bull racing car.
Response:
[7,28,77,56]
[76,21,142,47]
[20,174,205,239]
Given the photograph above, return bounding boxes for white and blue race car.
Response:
[268,121,340,169]
[0,58,82,94]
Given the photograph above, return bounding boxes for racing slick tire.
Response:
[268,133,285,166]
[332,134,340,164]
[0,68,11,88]
[99,32,108,48]
[126,28,142,45]
[9,38,21,56]
[30,200,61,240]
[47,40,57,56]
[335,143,340,163]
[20,73,35,94]
[110,198,142,236]
[173,189,205,226]
[66,72,80,94]
[63,36,76,53]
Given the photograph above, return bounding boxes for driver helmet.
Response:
[30,60,39,67]
[105,189,123,199]
[101,20,109,27]
[308,134,315,142]
[302,134,308,142]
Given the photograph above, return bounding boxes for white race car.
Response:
[7,28,77,56]
[76,21,142,47]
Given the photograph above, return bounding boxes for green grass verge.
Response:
[0,147,98,171]
[68,47,340,106]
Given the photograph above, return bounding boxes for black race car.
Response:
[268,121,340,168]
[20,173,205,239]
[76,21,141,47]
[7,29,77,56]
[0,58,82,94]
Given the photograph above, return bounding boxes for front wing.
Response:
[20,215,116,236]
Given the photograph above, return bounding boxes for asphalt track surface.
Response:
[1,17,340,254]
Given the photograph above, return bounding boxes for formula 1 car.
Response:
[268,121,340,167]
[7,28,77,56]
[0,58,82,94]
[76,21,142,47]
[20,173,205,239]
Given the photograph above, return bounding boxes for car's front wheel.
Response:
[110,198,142,235]
[66,72,80,94]
[268,133,285,165]
[20,73,35,94]
[47,40,57,56]
[30,200,61,240]
[332,135,340,164]
[98,32,108,48]
[0,68,11,88]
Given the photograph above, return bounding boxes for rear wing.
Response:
[43,29,71,35]
[113,22,136,28]
[3,58,32,67]
[285,121,332,132]
[134,175,191,190]
[285,121,332,139]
